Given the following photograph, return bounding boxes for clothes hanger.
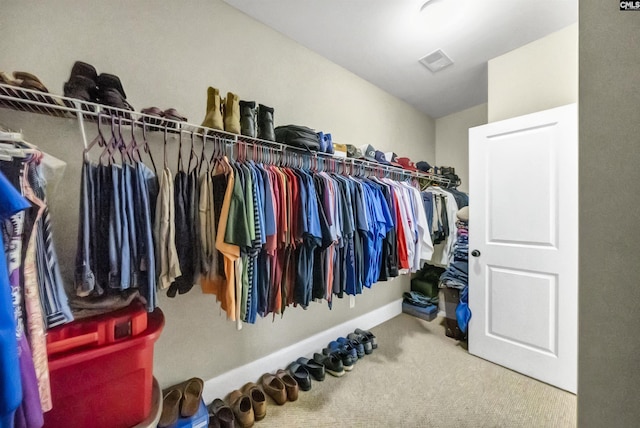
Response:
[99,115,117,165]
[187,131,199,174]
[139,120,158,177]
[176,129,185,173]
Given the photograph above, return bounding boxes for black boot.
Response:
[239,100,257,138]
[258,104,275,141]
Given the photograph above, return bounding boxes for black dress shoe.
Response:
[296,357,325,381]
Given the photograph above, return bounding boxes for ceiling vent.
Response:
[419,49,454,73]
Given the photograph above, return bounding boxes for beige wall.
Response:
[578,2,640,427]
[435,104,487,193]
[0,0,434,388]
[488,23,578,122]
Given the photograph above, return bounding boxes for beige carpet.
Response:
[246,314,576,428]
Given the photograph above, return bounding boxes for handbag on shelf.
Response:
[274,124,320,151]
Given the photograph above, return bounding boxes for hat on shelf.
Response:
[384,152,403,168]
[416,161,432,172]
[396,157,418,171]
[361,144,377,162]
[457,206,469,222]
[346,144,363,159]
[375,150,391,165]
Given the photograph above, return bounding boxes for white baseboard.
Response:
[202,298,403,403]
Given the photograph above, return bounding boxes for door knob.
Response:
[471,250,481,257]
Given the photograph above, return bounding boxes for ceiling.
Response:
[223,0,577,118]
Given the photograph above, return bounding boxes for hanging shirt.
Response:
[0,169,29,425]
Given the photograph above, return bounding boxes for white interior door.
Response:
[468,103,577,393]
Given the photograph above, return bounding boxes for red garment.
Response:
[394,191,410,270]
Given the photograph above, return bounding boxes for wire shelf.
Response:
[0,82,451,185]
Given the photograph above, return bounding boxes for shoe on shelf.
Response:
[288,362,313,391]
[227,390,254,428]
[208,398,235,428]
[347,332,374,355]
[241,382,267,421]
[158,389,182,428]
[223,92,241,134]
[324,133,334,154]
[313,352,345,377]
[239,100,257,138]
[64,61,98,102]
[276,369,299,402]
[296,357,325,382]
[201,86,224,131]
[355,328,378,349]
[337,336,365,358]
[260,373,287,405]
[257,104,275,141]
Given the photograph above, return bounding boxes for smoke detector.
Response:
[419,49,454,73]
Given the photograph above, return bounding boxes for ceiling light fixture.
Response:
[419,0,446,12]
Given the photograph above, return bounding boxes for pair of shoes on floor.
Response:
[354,328,378,350]
[208,398,236,428]
[159,377,204,427]
[64,61,133,115]
[290,356,325,384]
[261,370,299,405]
[140,106,187,129]
[323,341,357,370]
[313,352,346,377]
[209,382,265,428]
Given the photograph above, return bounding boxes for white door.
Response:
[468,103,577,393]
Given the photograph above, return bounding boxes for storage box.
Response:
[172,399,209,428]
[44,308,164,428]
[410,278,439,299]
[402,301,438,321]
[442,287,466,340]
[47,300,148,355]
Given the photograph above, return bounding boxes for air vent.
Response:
[419,49,454,73]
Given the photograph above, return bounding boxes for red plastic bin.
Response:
[44,308,164,428]
[46,300,149,356]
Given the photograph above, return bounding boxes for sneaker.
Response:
[313,352,345,377]
[355,328,378,350]
[337,336,365,358]
[347,332,373,355]
[328,340,358,360]
[322,345,356,371]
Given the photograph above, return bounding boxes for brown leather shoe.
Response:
[241,382,267,421]
[158,389,182,428]
[260,373,287,405]
[208,398,235,428]
[276,369,299,402]
[180,377,204,418]
[228,390,254,428]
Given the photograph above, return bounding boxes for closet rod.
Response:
[0,83,450,185]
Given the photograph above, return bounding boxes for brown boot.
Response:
[223,92,241,134]
[201,86,223,131]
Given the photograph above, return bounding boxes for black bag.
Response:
[274,125,320,151]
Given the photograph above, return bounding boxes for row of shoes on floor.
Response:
[205,328,377,428]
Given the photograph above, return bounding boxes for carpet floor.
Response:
[249,313,576,428]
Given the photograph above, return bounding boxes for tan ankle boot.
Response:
[201,86,223,130]
[223,91,241,134]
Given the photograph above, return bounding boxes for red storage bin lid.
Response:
[46,300,149,357]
